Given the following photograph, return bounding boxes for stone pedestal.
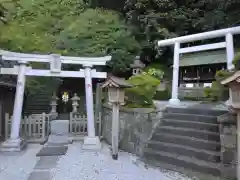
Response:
[82,136,101,150]
[47,120,72,146]
[1,138,27,152]
[168,98,180,106]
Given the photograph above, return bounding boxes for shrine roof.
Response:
[130,56,145,68]
[221,71,240,85]
[180,50,227,67]
[101,76,132,88]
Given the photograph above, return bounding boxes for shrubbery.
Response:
[125,71,160,108]
[233,52,240,70]
[203,81,229,102]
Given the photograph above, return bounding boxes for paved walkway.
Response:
[0,143,195,180]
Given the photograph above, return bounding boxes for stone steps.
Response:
[165,107,227,116]
[161,119,219,132]
[148,134,220,151]
[145,141,220,163]
[24,92,52,115]
[163,112,218,124]
[144,107,225,176]
[155,126,220,141]
[144,149,221,176]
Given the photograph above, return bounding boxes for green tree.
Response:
[0,0,140,94]
[55,9,140,73]
[124,0,240,64]
[126,72,160,107]
[0,0,140,74]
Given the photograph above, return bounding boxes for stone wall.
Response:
[178,87,205,99]
[218,113,237,180]
[102,104,161,156]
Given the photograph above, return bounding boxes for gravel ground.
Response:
[0,144,42,180]
[51,142,194,180]
[0,142,196,180]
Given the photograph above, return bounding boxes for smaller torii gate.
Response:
[158,26,240,105]
[0,50,111,151]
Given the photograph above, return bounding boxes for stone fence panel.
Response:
[102,105,160,156]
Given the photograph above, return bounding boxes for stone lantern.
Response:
[221,70,240,180]
[130,56,145,75]
[71,93,80,113]
[50,92,59,119]
[102,76,132,160]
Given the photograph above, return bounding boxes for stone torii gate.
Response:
[158,26,240,105]
[0,50,111,151]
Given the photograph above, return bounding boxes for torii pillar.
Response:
[82,65,101,150]
[1,61,27,151]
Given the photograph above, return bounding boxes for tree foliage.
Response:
[0,0,140,74]
[126,72,160,107]
[124,0,240,63]
[0,0,140,94]
[55,9,140,73]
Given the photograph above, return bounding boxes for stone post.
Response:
[218,113,237,179]
[1,61,27,152]
[50,93,59,119]
[112,103,120,159]
[82,65,101,150]
[71,93,80,113]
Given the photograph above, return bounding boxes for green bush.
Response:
[154,90,171,100]
[126,73,160,107]
[203,81,229,102]
[233,52,240,70]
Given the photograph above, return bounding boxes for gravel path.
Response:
[51,142,194,180]
[0,143,195,180]
[0,144,42,180]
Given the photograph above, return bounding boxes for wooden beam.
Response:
[0,67,107,78]
[179,42,226,54]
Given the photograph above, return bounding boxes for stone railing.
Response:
[102,104,161,156]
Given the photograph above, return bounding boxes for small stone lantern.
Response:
[221,70,240,180]
[130,56,145,75]
[221,71,240,110]
[50,92,59,119]
[71,93,80,113]
[102,76,132,160]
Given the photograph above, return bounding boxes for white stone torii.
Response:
[158,26,240,105]
[0,50,111,151]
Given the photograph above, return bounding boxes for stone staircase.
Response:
[144,107,227,176]
[24,91,52,115]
